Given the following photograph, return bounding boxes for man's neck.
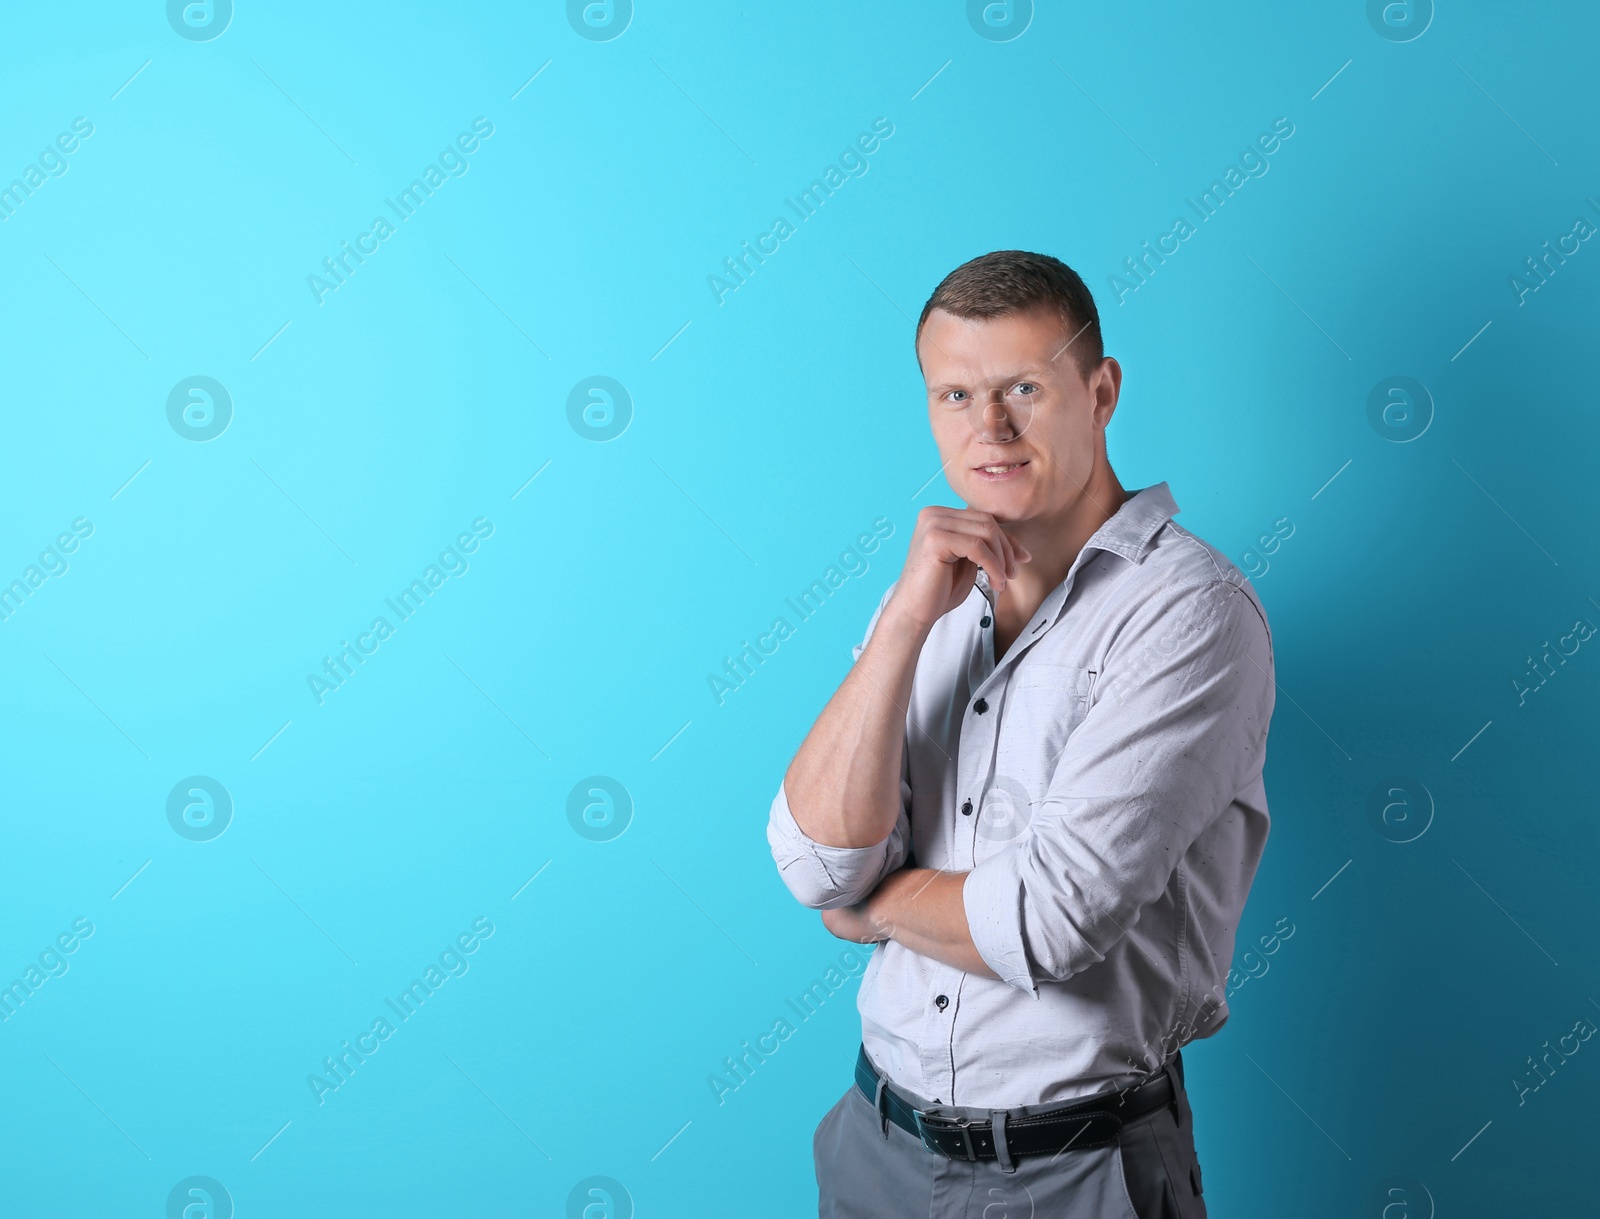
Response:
[998,465,1131,623]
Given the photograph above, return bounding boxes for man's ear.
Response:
[1091,357,1122,428]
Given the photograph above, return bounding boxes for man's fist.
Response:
[885,505,1032,632]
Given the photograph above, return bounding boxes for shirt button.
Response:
[961,799,973,815]
[935,994,949,1010]
[980,615,991,628]
[973,698,989,714]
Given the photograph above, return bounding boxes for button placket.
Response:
[952,717,988,869]
[923,967,960,1097]
[940,979,966,1104]
[955,672,1011,872]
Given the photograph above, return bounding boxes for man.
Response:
[766,250,1275,1217]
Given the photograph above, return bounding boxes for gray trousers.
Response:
[813,1054,1207,1219]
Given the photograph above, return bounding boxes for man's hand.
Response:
[818,868,1000,979]
[820,902,893,944]
[885,506,1032,634]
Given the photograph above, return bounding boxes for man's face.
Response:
[917,306,1119,524]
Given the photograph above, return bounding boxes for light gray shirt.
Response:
[767,483,1275,1109]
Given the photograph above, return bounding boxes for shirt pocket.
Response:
[1015,660,1095,692]
[975,664,1096,862]
[1007,661,1096,772]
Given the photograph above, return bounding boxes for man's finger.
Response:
[948,534,1008,593]
[931,512,1020,582]
[991,523,1018,580]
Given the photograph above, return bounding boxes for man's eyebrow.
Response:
[927,367,1053,391]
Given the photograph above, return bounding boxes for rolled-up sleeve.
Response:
[766,579,912,910]
[963,578,1274,994]
[767,775,911,909]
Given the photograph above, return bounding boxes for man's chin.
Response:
[960,492,1030,524]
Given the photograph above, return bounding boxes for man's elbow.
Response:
[773,858,875,911]
[767,803,898,911]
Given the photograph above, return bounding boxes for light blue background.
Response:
[1,1,1596,1215]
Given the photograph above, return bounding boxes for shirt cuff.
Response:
[962,852,1039,996]
[766,780,893,910]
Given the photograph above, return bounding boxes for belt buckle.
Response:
[912,1109,978,1161]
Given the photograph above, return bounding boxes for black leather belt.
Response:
[854,1044,1180,1165]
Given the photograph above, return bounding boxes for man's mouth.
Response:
[973,461,1028,479]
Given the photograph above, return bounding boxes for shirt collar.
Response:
[1034,483,1177,630]
[972,482,1179,613]
[1084,481,1179,566]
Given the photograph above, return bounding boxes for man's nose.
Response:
[971,392,1019,441]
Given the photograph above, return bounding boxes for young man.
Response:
[767,250,1275,1217]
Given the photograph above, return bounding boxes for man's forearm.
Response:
[825,869,1000,980]
[784,603,929,848]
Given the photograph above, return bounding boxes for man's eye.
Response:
[1010,383,1038,396]
[946,390,969,404]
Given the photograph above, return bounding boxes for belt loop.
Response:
[874,1077,890,1139]
[1165,1057,1182,1128]
[992,1109,1015,1174]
